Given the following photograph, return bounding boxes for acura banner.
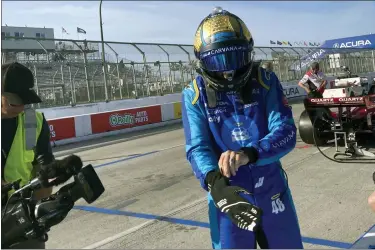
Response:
[290,34,375,71]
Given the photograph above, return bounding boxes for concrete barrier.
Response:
[47,83,307,147]
[39,93,182,120]
[39,81,310,120]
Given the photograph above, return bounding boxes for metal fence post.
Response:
[99,0,109,102]
[131,44,149,97]
[35,39,50,63]
[72,41,91,102]
[105,42,123,99]
[154,61,164,96]
[130,61,138,98]
[178,60,185,90]
[178,45,194,82]
[157,45,173,93]
[67,64,75,105]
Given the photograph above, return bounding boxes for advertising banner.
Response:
[283,85,306,99]
[289,34,375,71]
[324,34,375,50]
[91,105,162,134]
[47,117,76,141]
[173,102,182,119]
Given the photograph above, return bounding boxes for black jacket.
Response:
[1,113,54,181]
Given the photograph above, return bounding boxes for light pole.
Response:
[99,0,109,102]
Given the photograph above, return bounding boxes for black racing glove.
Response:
[240,146,259,164]
[37,155,83,187]
[205,170,262,232]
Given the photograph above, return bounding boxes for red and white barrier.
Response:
[48,103,181,146]
[47,84,310,147]
[48,117,76,141]
[40,93,181,120]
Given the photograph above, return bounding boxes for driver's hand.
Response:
[219,150,249,178]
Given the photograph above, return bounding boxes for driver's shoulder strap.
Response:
[191,78,200,105]
[183,78,201,106]
[256,66,271,91]
[189,76,217,108]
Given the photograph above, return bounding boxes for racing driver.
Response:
[298,62,327,98]
[181,7,303,249]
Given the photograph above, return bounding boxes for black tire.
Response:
[298,110,327,146]
[369,85,375,95]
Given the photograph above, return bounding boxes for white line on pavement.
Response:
[82,196,207,249]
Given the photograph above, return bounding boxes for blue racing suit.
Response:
[181,67,303,249]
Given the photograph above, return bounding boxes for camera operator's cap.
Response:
[1,62,42,105]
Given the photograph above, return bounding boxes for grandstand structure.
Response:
[2,26,375,108]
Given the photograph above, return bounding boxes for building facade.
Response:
[1,26,55,51]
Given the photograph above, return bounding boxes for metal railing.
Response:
[2,36,374,108]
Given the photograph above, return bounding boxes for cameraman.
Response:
[2,62,54,249]
[298,62,327,98]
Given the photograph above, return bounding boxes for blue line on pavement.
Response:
[74,205,209,228]
[93,151,159,169]
[73,205,352,249]
[86,137,351,249]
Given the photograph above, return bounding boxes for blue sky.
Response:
[2,1,375,46]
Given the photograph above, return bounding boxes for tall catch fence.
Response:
[2,36,375,108]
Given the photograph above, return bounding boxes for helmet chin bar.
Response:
[223,71,235,81]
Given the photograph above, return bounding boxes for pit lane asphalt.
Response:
[46,103,375,249]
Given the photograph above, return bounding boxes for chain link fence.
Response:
[255,46,375,86]
[2,36,375,108]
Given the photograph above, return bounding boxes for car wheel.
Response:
[298,110,328,146]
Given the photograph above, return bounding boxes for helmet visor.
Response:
[200,46,252,72]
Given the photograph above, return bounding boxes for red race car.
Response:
[298,94,375,162]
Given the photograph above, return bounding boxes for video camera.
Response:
[1,155,105,248]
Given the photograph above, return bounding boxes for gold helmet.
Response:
[194,7,255,91]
